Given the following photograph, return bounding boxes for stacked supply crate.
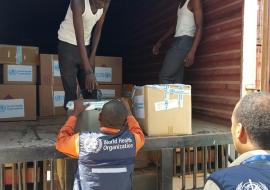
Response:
[0,45,39,121]
[95,56,122,99]
[39,54,66,117]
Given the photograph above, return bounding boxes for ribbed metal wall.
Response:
[125,0,243,125]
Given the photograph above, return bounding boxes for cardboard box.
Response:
[0,85,36,121]
[39,85,66,117]
[99,84,122,99]
[95,56,122,85]
[0,64,37,84]
[122,84,134,98]
[0,45,39,65]
[133,84,192,136]
[40,54,62,86]
[66,100,109,133]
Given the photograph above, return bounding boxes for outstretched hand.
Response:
[72,98,90,117]
[121,98,132,116]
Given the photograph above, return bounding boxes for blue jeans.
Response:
[159,36,194,84]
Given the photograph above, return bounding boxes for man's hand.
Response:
[121,98,132,116]
[85,73,98,91]
[72,98,89,117]
[184,50,195,67]
[153,42,162,55]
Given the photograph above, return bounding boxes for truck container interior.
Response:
[0,0,268,189]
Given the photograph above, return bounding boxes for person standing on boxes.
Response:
[204,92,270,190]
[56,98,145,189]
[153,0,203,84]
[58,0,111,107]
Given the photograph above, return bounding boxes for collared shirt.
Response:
[55,115,145,158]
[204,150,270,190]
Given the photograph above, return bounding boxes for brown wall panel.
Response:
[125,0,243,125]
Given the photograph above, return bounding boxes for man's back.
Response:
[74,129,136,190]
[208,157,270,189]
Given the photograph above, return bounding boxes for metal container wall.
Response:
[124,0,243,125]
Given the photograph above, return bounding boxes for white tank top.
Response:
[58,0,103,46]
[175,0,196,37]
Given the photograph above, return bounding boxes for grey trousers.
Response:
[58,40,91,107]
[159,35,194,84]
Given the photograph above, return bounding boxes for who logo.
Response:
[8,69,18,76]
[54,95,64,102]
[0,105,7,113]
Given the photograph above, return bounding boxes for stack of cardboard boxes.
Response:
[95,56,122,99]
[38,55,123,117]
[0,45,39,121]
[39,54,66,117]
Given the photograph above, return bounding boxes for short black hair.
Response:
[235,92,270,149]
[100,100,128,129]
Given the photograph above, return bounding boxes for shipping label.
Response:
[100,89,116,98]
[95,67,112,82]
[7,65,33,82]
[0,99,25,119]
[133,95,145,119]
[53,60,61,77]
[53,91,65,107]
[155,99,182,112]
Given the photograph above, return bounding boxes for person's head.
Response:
[99,100,128,130]
[231,92,270,154]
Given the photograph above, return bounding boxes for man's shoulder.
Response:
[209,165,241,180]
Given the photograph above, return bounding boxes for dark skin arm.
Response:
[72,0,111,91]
[184,0,203,67]
[71,0,97,91]
[89,0,111,68]
[152,20,177,55]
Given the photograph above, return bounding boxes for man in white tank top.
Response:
[58,0,111,107]
[153,0,203,84]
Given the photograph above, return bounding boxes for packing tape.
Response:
[147,84,191,95]
[66,100,109,111]
[148,84,190,110]
[16,46,23,65]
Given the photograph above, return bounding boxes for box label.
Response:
[53,60,61,77]
[100,89,116,98]
[133,95,145,119]
[7,65,33,82]
[0,99,25,119]
[95,67,112,82]
[53,91,65,107]
[155,99,182,112]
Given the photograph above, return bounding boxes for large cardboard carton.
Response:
[0,85,36,121]
[40,54,62,86]
[133,84,192,136]
[66,100,109,133]
[95,56,122,85]
[0,45,39,65]
[39,85,66,117]
[0,64,37,84]
[99,84,122,99]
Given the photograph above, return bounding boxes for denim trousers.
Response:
[159,35,194,84]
